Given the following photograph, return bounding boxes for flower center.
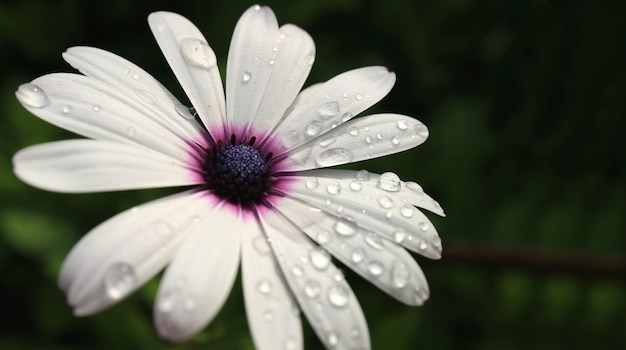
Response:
[202,135,273,207]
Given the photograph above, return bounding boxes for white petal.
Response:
[283,114,429,170]
[259,209,371,350]
[272,66,395,153]
[154,201,241,342]
[227,9,315,136]
[148,11,227,142]
[59,190,215,316]
[274,196,430,306]
[225,5,279,132]
[17,73,198,160]
[13,140,200,193]
[241,214,303,350]
[255,25,314,133]
[62,46,209,147]
[282,173,443,259]
[308,169,445,217]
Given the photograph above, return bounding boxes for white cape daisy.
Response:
[13,5,444,349]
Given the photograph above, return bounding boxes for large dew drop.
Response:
[174,103,195,120]
[367,261,384,276]
[104,262,137,300]
[179,38,217,68]
[334,218,357,236]
[309,248,331,270]
[327,285,349,307]
[315,148,354,167]
[317,101,340,119]
[377,172,401,192]
[391,261,410,288]
[16,83,50,108]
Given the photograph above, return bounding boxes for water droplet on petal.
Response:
[391,261,409,288]
[179,38,217,68]
[348,126,360,136]
[414,123,429,138]
[62,105,72,114]
[406,181,424,194]
[104,262,137,299]
[431,234,442,247]
[349,180,362,192]
[305,52,315,65]
[158,289,179,313]
[304,280,321,298]
[391,135,401,146]
[305,120,323,136]
[364,231,385,250]
[175,103,195,120]
[394,231,407,243]
[263,310,274,321]
[419,221,429,231]
[317,101,340,119]
[92,104,101,112]
[367,261,384,276]
[377,172,401,192]
[257,279,272,294]
[356,170,370,181]
[333,271,344,282]
[126,127,136,138]
[253,236,272,255]
[397,119,409,130]
[318,135,336,147]
[327,285,349,307]
[351,247,366,263]
[315,148,354,167]
[242,71,252,83]
[355,93,363,101]
[305,178,319,190]
[327,331,339,346]
[341,112,353,122]
[317,231,331,244]
[291,265,303,277]
[419,241,428,250]
[400,205,414,218]
[334,218,357,236]
[16,83,50,108]
[326,181,341,195]
[310,248,331,270]
[285,339,297,350]
[131,73,141,80]
[377,196,394,209]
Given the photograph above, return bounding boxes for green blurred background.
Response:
[1,0,624,349]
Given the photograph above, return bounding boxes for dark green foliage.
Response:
[1,0,624,348]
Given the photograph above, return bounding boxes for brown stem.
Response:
[419,244,626,279]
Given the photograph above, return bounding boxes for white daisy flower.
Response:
[13,5,444,349]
